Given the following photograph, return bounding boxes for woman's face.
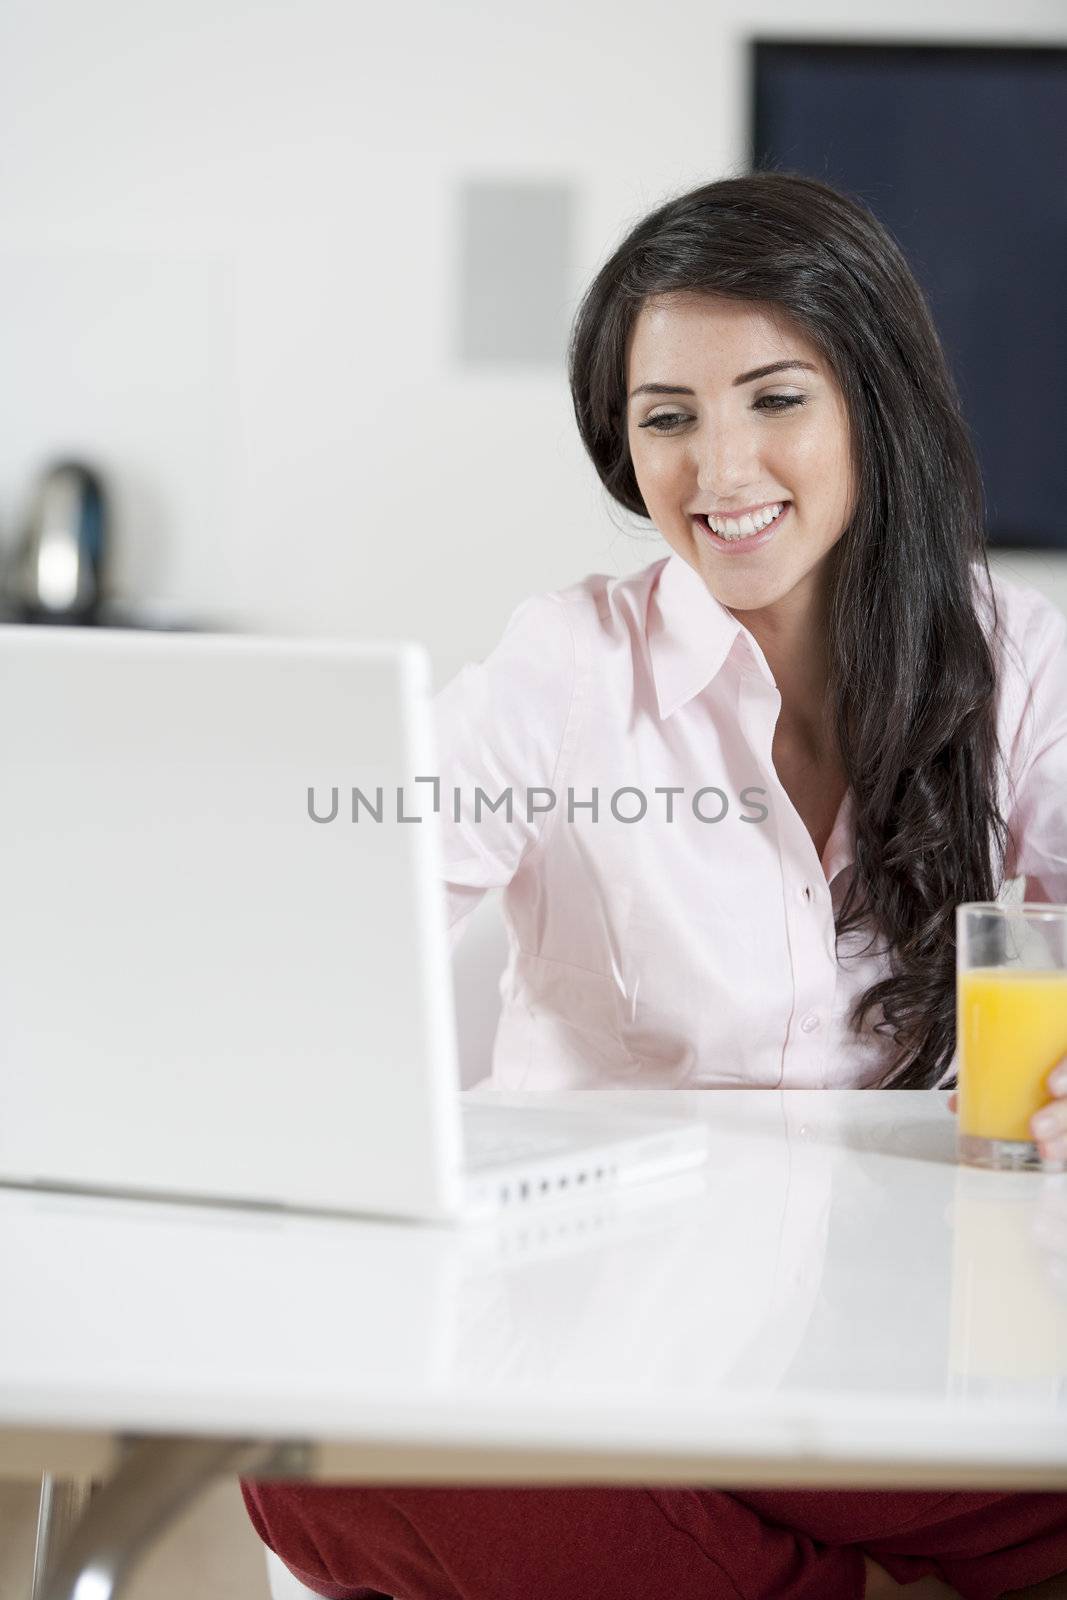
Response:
[625,293,857,618]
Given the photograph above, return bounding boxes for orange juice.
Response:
[957,967,1067,1141]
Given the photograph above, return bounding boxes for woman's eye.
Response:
[639,413,688,432]
[756,394,806,414]
[638,394,807,432]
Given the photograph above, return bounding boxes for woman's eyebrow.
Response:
[628,359,818,400]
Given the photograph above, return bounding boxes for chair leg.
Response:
[35,1439,299,1600]
[31,1476,95,1600]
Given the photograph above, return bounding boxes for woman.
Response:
[243,172,1067,1598]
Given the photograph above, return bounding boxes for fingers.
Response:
[1031,1059,1067,1160]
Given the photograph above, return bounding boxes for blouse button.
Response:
[802,884,812,903]
[800,1013,821,1034]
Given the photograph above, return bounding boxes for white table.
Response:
[2,1090,1066,1597]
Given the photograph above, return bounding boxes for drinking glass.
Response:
[956,902,1067,1172]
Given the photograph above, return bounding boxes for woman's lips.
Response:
[692,502,790,553]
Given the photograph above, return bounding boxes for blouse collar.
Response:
[646,551,778,719]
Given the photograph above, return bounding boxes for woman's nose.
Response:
[694,420,757,498]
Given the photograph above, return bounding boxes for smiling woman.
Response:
[242,170,1067,1600]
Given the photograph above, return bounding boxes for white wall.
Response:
[2,0,1065,686]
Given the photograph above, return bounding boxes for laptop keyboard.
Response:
[460,1102,612,1171]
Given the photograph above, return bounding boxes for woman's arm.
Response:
[433,590,578,952]
[999,597,1067,905]
[980,594,1067,1157]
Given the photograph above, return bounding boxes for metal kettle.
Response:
[6,459,108,623]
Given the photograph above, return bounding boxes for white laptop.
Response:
[0,625,708,1222]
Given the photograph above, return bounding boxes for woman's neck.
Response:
[730,583,836,759]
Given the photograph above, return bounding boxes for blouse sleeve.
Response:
[1001,598,1067,904]
[431,591,578,952]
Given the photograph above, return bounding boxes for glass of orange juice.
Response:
[957,902,1067,1171]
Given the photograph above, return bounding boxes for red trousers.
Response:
[241,1481,1067,1600]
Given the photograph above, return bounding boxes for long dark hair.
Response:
[566,168,1009,1090]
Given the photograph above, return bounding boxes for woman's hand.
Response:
[946,1059,1067,1163]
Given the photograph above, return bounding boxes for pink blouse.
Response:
[434,551,1067,1090]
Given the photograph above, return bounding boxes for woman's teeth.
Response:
[706,502,786,540]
